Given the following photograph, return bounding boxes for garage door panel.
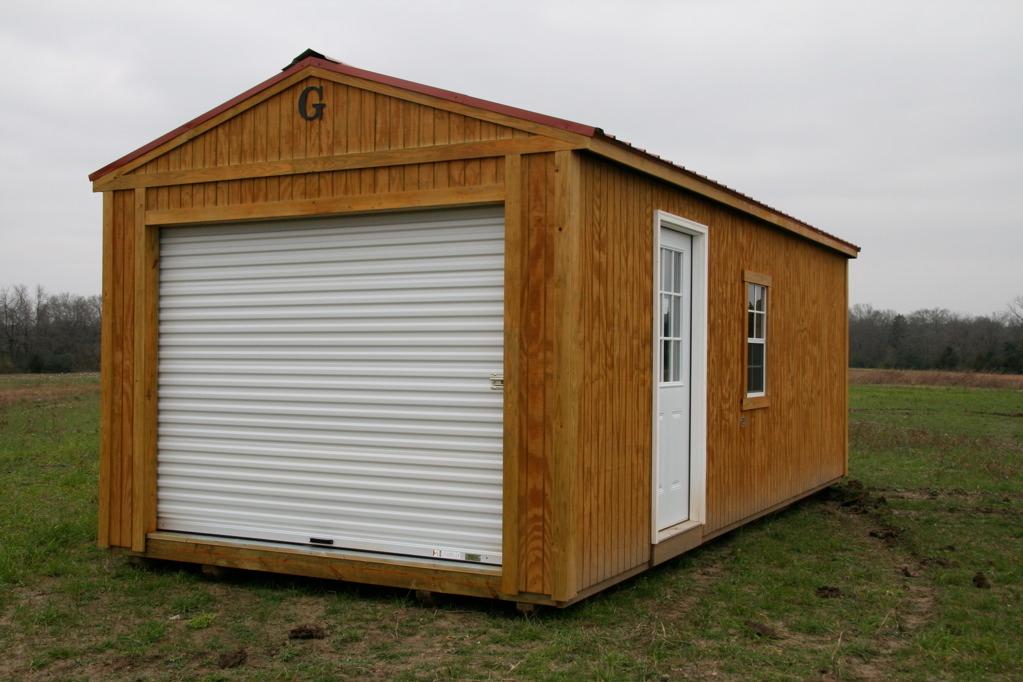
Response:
[159,348,503,363]
[159,254,504,283]
[159,421,501,452]
[160,239,502,272]
[160,285,503,309]
[159,457,501,487]
[160,400,501,424]
[159,361,503,379]
[159,438,500,469]
[157,207,504,564]
[160,481,502,514]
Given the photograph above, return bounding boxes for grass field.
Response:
[0,373,1020,680]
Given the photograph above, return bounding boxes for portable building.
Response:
[90,50,859,607]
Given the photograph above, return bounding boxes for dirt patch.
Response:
[745,620,782,639]
[822,480,940,679]
[288,623,326,640]
[850,368,1023,390]
[217,647,247,669]
[0,383,97,408]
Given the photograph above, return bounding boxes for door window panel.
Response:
[659,246,685,384]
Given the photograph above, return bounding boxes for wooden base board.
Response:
[701,476,843,542]
[651,524,704,566]
[143,532,503,601]
[135,479,844,608]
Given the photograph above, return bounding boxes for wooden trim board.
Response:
[146,185,505,226]
[549,150,582,602]
[94,137,576,191]
[143,533,503,600]
[97,192,114,549]
[501,154,523,596]
[585,141,859,258]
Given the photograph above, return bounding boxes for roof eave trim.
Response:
[589,132,861,257]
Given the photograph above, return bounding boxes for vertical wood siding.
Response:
[99,188,136,547]
[573,154,848,590]
[515,152,556,593]
[131,78,520,210]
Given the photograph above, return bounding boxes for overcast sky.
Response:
[1,0,1020,315]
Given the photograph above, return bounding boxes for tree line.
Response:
[2,283,1022,375]
[849,298,1023,373]
[0,285,101,373]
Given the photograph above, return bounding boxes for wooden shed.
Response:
[90,50,859,607]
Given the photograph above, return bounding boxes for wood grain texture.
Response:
[131,188,146,551]
[96,137,575,191]
[145,185,504,226]
[586,137,858,258]
[101,189,136,548]
[549,151,581,602]
[124,78,528,180]
[519,153,555,596]
[97,192,114,548]
[144,533,503,600]
[571,154,849,592]
[500,154,523,597]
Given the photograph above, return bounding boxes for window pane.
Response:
[661,294,671,337]
[754,311,763,339]
[672,340,682,382]
[673,251,682,293]
[662,340,671,382]
[755,285,766,312]
[748,342,764,369]
[747,342,765,394]
[747,283,756,311]
[661,249,671,291]
[748,365,764,394]
[748,310,755,339]
[672,295,681,337]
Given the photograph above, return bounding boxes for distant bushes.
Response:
[850,303,1023,374]
[0,285,101,373]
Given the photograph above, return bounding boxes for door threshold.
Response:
[654,519,702,544]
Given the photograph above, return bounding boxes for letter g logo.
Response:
[298,86,325,121]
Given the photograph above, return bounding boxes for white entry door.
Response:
[155,206,505,565]
[655,227,693,530]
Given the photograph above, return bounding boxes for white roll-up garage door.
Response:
[156,207,504,565]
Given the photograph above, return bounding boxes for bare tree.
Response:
[849,297,1023,374]
[0,284,102,373]
[1009,295,1023,323]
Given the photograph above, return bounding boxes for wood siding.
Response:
[99,189,136,548]
[128,77,521,208]
[506,152,556,596]
[571,153,848,591]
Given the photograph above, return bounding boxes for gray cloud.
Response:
[1,0,1019,314]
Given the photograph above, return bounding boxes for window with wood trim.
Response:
[743,271,772,404]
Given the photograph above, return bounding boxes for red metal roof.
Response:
[90,53,859,254]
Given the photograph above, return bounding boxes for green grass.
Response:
[0,375,1020,679]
